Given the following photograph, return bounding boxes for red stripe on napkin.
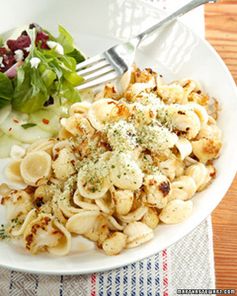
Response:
[90,273,96,296]
[162,249,169,296]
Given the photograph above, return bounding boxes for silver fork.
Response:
[76,0,217,91]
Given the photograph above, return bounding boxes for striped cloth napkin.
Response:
[0,1,215,295]
[0,218,215,295]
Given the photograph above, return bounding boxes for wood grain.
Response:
[205,0,237,289]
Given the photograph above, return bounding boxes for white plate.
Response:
[0,0,237,275]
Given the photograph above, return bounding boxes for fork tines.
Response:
[76,54,118,90]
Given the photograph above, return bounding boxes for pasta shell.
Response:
[87,98,118,130]
[157,83,184,104]
[198,164,216,192]
[66,211,99,234]
[143,174,170,208]
[196,120,222,141]
[95,191,114,215]
[102,232,127,256]
[52,148,76,181]
[23,214,68,254]
[95,83,119,100]
[159,200,193,224]
[58,196,83,218]
[109,152,143,190]
[58,127,73,140]
[124,222,154,249]
[169,176,197,201]
[52,192,67,225]
[0,183,11,196]
[20,151,51,186]
[77,157,111,199]
[5,159,24,183]
[83,215,109,247]
[159,158,184,181]
[27,138,56,156]
[141,208,159,229]
[11,209,36,237]
[61,115,94,137]
[187,103,209,125]
[107,216,125,231]
[185,163,209,191]
[2,190,32,221]
[171,108,201,139]
[69,101,92,116]
[129,80,155,98]
[111,188,134,216]
[52,140,70,159]
[192,138,222,163]
[175,138,192,160]
[73,190,100,211]
[34,184,54,204]
[48,219,72,256]
[119,206,147,223]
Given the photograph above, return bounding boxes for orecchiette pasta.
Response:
[143,174,170,208]
[170,108,201,139]
[23,214,71,255]
[52,148,76,181]
[102,232,127,256]
[192,138,222,163]
[159,200,193,224]
[111,188,134,216]
[69,101,92,116]
[20,151,52,186]
[169,176,197,201]
[175,137,192,160]
[66,211,99,234]
[124,222,154,248]
[5,159,24,183]
[109,152,143,190]
[185,163,209,191]
[84,215,109,247]
[141,207,159,229]
[87,98,118,130]
[1,66,222,256]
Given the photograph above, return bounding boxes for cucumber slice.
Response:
[0,111,52,143]
[0,105,12,125]
[0,134,21,158]
[29,109,61,135]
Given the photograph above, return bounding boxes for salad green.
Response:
[0,24,85,113]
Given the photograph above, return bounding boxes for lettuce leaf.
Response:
[0,73,14,108]
[57,25,74,54]
[12,62,49,113]
[11,25,84,113]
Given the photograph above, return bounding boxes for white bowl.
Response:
[0,0,237,274]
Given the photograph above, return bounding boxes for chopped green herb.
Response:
[0,224,8,240]
[21,123,37,129]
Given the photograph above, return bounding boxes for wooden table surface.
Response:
[205,0,237,289]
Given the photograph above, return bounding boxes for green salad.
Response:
[0,24,86,157]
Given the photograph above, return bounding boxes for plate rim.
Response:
[0,0,237,275]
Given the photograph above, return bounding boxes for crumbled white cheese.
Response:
[14,49,24,62]
[47,41,64,55]
[10,145,26,159]
[25,45,32,52]
[30,57,41,69]
[106,120,137,152]
[0,57,4,67]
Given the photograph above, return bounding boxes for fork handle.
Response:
[135,0,217,43]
